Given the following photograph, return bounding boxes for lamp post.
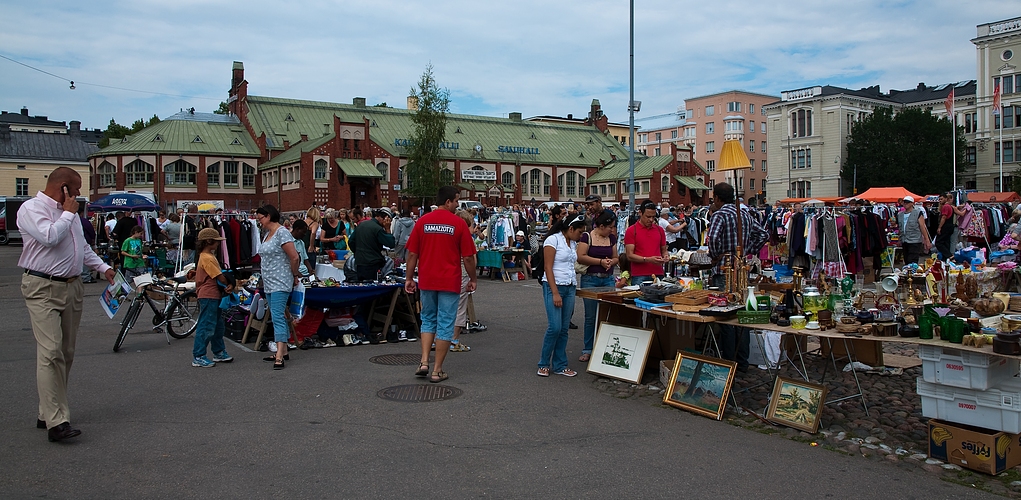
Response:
[627,0,636,214]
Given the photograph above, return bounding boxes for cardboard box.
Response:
[820,338,884,367]
[660,359,674,388]
[929,419,1021,475]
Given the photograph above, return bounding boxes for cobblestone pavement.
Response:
[592,341,1021,498]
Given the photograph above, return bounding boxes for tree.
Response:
[98,114,162,148]
[404,64,450,200]
[214,101,230,114]
[841,107,965,196]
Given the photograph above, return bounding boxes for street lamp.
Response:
[627,0,637,214]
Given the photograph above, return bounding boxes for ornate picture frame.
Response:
[663,351,737,420]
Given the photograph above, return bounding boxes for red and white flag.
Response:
[993,80,1002,116]
[944,88,954,116]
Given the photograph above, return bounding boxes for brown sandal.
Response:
[415,364,429,377]
[578,353,591,362]
[429,371,448,383]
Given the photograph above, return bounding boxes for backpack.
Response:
[531,239,546,284]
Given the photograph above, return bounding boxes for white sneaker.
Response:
[323,339,337,348]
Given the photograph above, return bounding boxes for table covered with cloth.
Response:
[303,283,403,308]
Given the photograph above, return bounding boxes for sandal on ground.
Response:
[554,368,577,377]
[415,364,430,377]
[449,343,471,352]
[537,367,550,377]
[264,354,289,362]
[578,353,591,362]
[429,371,448,383]
[273,359,285,370]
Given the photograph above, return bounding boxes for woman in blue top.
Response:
[256,205,300,370]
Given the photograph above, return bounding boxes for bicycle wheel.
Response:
[114,299,143,352]
[166,290,200,339]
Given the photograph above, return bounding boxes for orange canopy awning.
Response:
[967,192,1021,203]
[841,187,922,204]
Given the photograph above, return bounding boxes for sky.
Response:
[0,1,1017,132]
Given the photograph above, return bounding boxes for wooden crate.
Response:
[665,289,711,305]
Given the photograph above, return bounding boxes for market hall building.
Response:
[87,62,708,212]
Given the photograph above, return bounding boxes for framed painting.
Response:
[765,377,828,433]
[586,322,655,384]
[663,352,737,420]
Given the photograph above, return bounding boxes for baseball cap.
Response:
[515,230,525,237]
[585,194,602,203]
[197,228,225,241]
[902,196,914,203]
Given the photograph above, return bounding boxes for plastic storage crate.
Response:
[917,378,1021,433]
[634,298,671,310]
[918,344,1019,390]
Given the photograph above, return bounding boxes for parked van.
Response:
[458,200,484,211]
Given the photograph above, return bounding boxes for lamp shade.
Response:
[718,139,751,171]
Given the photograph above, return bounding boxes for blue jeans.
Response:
[193,298,226,358]
[630,275,653,286]
[538,282,575,371]
[267,291,290,343]
[420,289,459,341]
[580,274,615,354]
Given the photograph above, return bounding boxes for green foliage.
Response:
[98,114,161,148]
[842,107,965,195]
[214,101,230,114]
[404,64,450,200]
[373,102,388,108]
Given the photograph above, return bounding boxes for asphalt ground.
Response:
[0,245,996,499]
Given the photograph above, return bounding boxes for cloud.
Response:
[0,0,1017,130]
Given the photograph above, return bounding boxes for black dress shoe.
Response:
[37,419,46,429]
[47,422,81,442]
[569,322,578,330]
[263,354,289,362]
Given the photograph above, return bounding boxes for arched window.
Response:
[661,176,669,193]
[242,163,255,187]
[165,159,197,185]
[124,159,154,185]
[207,162,220,187]
[98,162,116,187]
[791,109,813,138]
[376,162,388,180]
[314,159,328,180]
[502,171,513,190]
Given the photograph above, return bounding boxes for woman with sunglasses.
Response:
[537,214,587,377]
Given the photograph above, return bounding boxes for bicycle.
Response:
[113,274,200,352]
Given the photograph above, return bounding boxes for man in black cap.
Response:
[584,194,607,231]
[348,207,396,282]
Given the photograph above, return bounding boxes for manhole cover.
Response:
[377,384,462,403]
[369,353,433,366]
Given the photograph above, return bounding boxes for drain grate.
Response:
[377,384,463,403]
[369,353,434,366]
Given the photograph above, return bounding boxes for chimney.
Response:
[509,112,522,121]
[353,97,366,108]
[232,61,245,90]
[283,140,290,149]
[69,121,81,138]
[917,82,926,91]
[567,113,573,120]
[407,96,419,111]
[300,133,308,142]
[0,123,10,140]
[21,107,29,116]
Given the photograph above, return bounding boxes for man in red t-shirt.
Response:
[405,186,478,383]
[624,200,667,285]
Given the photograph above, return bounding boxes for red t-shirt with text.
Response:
[405,209,476,293]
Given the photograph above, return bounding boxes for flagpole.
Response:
[1001,121,1004,192]
[952,113,957,190]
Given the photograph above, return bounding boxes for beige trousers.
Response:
[22,274,84,429]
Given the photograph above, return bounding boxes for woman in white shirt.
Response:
[537,214,587,377]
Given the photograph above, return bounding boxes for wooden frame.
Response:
[586,322,654,384]
[663,352,737,420]
[765,377,828,433]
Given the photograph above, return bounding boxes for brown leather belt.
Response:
[25,270,79,283]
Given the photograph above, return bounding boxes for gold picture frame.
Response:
[663,351,737,420]
[765,377,828,433]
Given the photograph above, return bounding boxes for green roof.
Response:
[244,96,630,168]
[92,112,260,158]
[258,134,332,170]
[675,175,709,191]
[335,158,382,178]
[586,155,672,182]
